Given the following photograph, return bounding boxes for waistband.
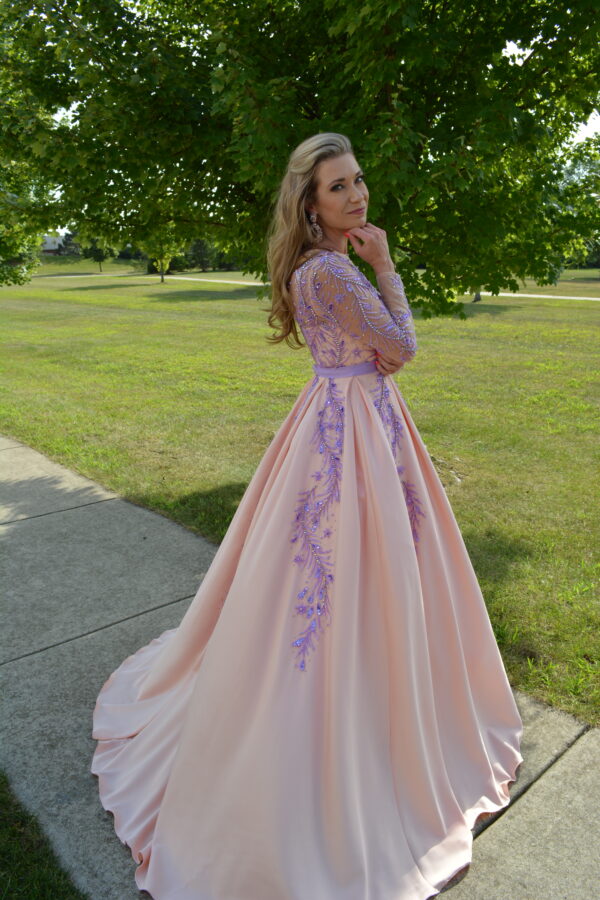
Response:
[313,360,378,378]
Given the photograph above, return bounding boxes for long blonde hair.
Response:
[266,132,353,348]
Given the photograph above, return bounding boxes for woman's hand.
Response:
[345,222,406,376]
[374,349,404,376]
[344,223,394,274]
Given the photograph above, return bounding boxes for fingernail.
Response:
[343,232,350,238]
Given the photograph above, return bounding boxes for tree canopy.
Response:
[0,159,50,284]
[1,0,599,313]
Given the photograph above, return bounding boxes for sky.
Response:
[573,111,600,142]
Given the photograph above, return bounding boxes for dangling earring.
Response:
[308,211,323,243]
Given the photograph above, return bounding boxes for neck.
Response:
[316,228,348,255]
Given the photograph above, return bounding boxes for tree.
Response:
[0,215,41,285]
[583,240,600,268]
[137,224,186,282]
[186,238,215,272]
[58,231,81,256]
[1,0,599,314]
[0,0,227,265]
[81,237,115,272]
[0,160,46,284]
[559,143,600,270]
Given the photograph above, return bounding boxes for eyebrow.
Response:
[327,169,363,187]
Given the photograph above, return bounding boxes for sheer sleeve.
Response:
[311,254,417,365]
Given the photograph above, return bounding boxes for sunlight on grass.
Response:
[1,272,598,723]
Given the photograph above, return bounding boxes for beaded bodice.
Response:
[287,249,417,368]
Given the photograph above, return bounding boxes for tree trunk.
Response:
[160,261,165,283]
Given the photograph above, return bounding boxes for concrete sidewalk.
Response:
[1,433,597,899]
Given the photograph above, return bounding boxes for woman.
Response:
[92,132,523,899]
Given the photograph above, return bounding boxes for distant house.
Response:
[41,234,62,254]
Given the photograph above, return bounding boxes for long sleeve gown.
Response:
[91,247,523,900]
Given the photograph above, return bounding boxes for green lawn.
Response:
[1,270,599,724]
[521,267,600,296]
[35,254,143,277]
[35,253,600,295]
[0,773,86,899]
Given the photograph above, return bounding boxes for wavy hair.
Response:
[265,132,353,348]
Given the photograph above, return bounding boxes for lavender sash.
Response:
[313,360,378,378]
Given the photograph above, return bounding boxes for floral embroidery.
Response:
[285,253,420,666]
[372,371,404,463]
[291,259,345,367]
[373,272,418,358]
[290,251,417,369]
[290,377,344,672]
[402,481,426,544]
[371,373,426,547]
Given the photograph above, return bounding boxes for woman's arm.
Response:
[311,254,417,365]
[342,222,417,366]
[373,270,416,374]
[374,269,416,365]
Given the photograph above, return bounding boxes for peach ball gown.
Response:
[91,248,523,899]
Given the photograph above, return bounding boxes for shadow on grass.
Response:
[33,268,145,278]
[58,283,261,302]
[558,274,600,284]
[462,525,533,594]
[459,302,526,317]
[58,280,155,290]
[34,270,119,278]
[462,525,545,664]
[148,287,261,302]
[128,481,249,545]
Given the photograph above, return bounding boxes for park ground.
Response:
[0,259,598,896]
[2,256,599,722]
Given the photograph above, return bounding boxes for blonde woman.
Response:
[92,132,523,899]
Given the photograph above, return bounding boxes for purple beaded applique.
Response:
[402,480,426,545]
[371,373,425,547]
[290,377,344,672]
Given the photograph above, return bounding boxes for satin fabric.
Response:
[92,371,522,899]
[92,250,522,898]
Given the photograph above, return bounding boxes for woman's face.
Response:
[306,153,369,239]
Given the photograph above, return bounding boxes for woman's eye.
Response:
[331,176,365,191]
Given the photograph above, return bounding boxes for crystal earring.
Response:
[309,211,323,243]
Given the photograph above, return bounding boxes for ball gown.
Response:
[91,247,523,899]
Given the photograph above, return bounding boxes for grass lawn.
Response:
[35,253,600,294]
[0,772,86,899]
[519,267,600,296]
[36,253,146,277]
[0,269,598,725]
